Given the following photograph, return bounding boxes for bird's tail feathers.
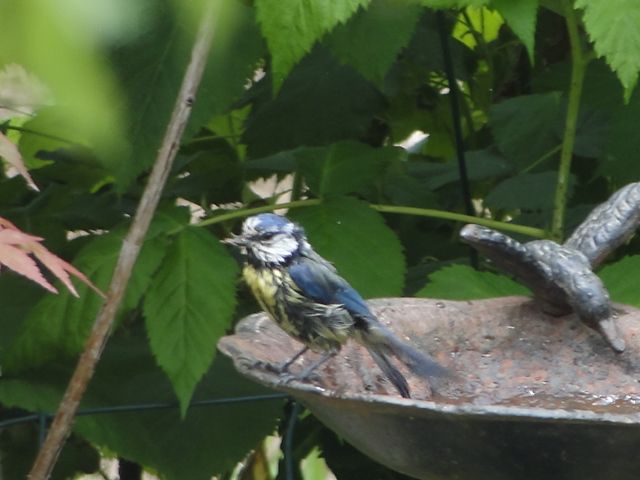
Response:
[366,348,410,398]
[364,323,450,380]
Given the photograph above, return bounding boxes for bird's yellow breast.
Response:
[242,263,351,353]
[242,265,281,312]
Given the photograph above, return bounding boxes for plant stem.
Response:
[199,199,549,239]
[27,3,219,479]
[551,1,590,241]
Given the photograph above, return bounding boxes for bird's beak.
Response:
[222,234,247,247]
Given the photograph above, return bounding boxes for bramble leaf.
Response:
[143,227,239,415]
[489,92,562,170]
[2,227,167,373]
[417,264,529,299]
[296,141,404,197]
[290,196,406,298]
[599,256,640,308]
[490,0,538,61]
[326,0,422,84]
[576,0,640,101]
[255,0,371,91]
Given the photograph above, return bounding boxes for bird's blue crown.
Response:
[251,213,293,231]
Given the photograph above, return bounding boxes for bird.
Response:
[224,213,449,398]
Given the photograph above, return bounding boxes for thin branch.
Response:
[26,2,219,479]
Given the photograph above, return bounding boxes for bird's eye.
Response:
[258,231,276,241]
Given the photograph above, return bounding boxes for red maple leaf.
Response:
[0,217,103,297]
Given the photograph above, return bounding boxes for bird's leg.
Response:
[295,352,334,380]
[274,350,335,388]
[265,346,309,375]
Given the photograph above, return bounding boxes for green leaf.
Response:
[382,173,439,208]
[0,1,128,169]
[599,88,640,181]
[241,46,387,158]
[566,104,611,159]
[0,335,284,480]
[488,92,562,170]
[453,6,503,50]
[290,197,406,298]
[485,172,575,210]
[3,226,168,373]
[406,148,512,190]
[143,227,239,415]
[599,256,640,308]
[296,141,404,197]
[255,0,371,91]
[534,59,625,113]
[326,0,423,84]
[575,0,640,100]
[17,107,97,171]
[112,0,263,186]
[417,264,529,299]
[490,0,538,61]
[408,0,489,7]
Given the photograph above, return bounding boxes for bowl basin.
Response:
[218,297,640,480]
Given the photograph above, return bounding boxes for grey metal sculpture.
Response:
[461,182,640,353]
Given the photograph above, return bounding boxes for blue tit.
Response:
[224,213,449,398]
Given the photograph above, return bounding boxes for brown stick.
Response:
[27,3,218,478]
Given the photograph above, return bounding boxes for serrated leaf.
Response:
[417,264,529,299]
[290,197,405,298]
[2,228,168,373]
[406,148,512,190]
[599,88,640,181]
[112,0,263,186]
[485,171,576,211]
[575,0,640,100]
[326,0,422,84]
[255,0,371,91]
[490,0,538,61]
[534,59,625,113]
[408,0,489,7]
[296,141,404,197]
[0,335,284,480]
[241,46,387,158]
[489,92,562,170]
[562,103,611,158]
[143,227,239,415]
[599,256,640,308]
[453,7,503,50]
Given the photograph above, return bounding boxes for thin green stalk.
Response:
[197,199,322,226]
[370,204,548,238]
[290,172,305,202]
[522,144,563,173]
[552,1,590,240]
[199,199,549,239]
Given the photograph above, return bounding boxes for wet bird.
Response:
[224,213,449,398]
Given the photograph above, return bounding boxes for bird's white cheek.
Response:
[254,237,298,263]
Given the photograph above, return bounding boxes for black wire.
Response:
[436,9,479,269]
[284,400,302,480]
[0,393,289,430]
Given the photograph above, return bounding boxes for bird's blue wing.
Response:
[289,261,372,318]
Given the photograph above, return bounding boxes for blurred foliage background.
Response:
[1,0,640,478]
